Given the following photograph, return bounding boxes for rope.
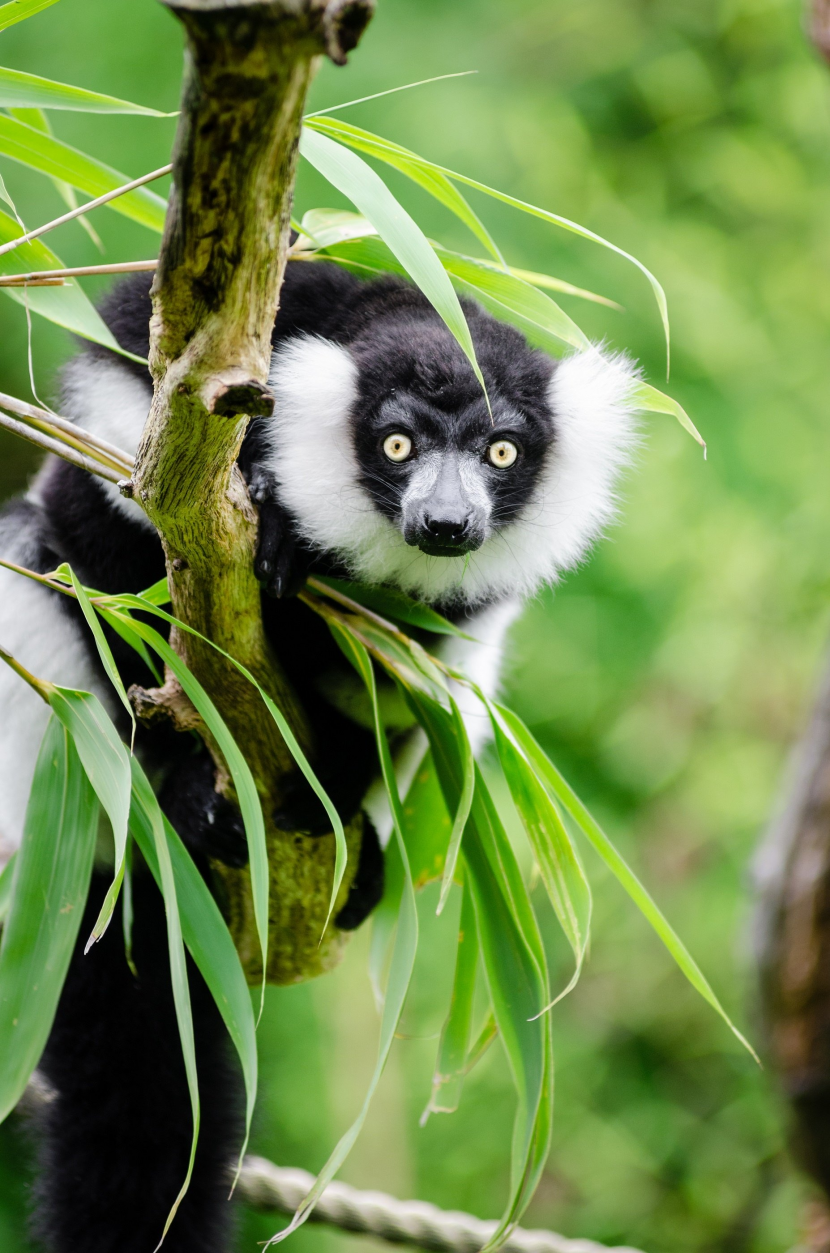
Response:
[237,1157,646,1253]
[19,1078,644,1253]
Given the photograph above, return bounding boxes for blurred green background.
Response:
[1,0,829,1249]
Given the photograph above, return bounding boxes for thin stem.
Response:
[0,409,124,483]
[0,644,54,702]
[0,260,158,287]
[0,391,134,470]
[0,165,172,260]
[0,556,75,597]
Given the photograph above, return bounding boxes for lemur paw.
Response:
[248,467,308,599]
[335,816,385,931]
[159,752,249,868]
[273,767,370,839]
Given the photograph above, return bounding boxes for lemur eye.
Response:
[488,439,518,469]
[383,433,413,463]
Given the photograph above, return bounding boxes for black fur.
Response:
[11,259,554,1252]
[34,872,242,1253]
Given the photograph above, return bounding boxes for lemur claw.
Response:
[248,468,307,598]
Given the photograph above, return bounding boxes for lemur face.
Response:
[348,314,555,558]
[265,301,640,607]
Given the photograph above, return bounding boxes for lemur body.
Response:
[0,260,640,1253]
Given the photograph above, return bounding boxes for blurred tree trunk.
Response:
[130,0,372,984]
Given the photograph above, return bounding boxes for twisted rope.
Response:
[19,1078,644,1253]
[237,1157,645,1253]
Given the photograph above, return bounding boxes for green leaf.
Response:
[0,852,16,927]
[310,574,471,638]
[437,250,590,354]
[69,568,135,740]
[0,715,98,1123]
[494,703,758,1062]
[128,757,257,1190]
[0,0,59,33]
[436,699,475,916]
[137,576,172,606]
[103,610,270,1001]
[0,206,133,352]
[305,116,671,371]
[9,107,103,249]
[0,114,167,231]
[400,751,452,890]
[267,628,419,1248]
[423,879,478,1117]
[102,595,347,940]
[298,207,377,249]
[490,713,591,1010]
[508,265,622,310]
[47,686,131,949]
[126,754,199,1240]
[318,235,590,355]
[299,126,488,402]
[629,379,706,454]
[402,688,553,1249]
[0,66,170,115]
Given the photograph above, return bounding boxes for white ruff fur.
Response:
[265,337,641,606]
[29,356,154,527]
[0,517,113,863]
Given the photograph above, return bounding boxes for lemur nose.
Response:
[424,515,469,545]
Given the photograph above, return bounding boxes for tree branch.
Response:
[131,0,373,983]
[754,650,830,1199]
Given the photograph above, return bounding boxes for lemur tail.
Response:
[31,870,243,1253]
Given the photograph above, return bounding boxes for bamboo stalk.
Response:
[0,409,123,483]
[0,391,134,471]
[0,165,172,260]
[0,260,158,287]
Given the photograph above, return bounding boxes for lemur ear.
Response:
[262,336,374,555]
[538,345,642,571]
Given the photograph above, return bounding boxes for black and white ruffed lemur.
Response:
[0,258,641,1253]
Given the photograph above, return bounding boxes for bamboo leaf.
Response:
[0,206,135,353]
[47,687,131,948]
[436,698,475,916]
[0,716,98,1123]
[508,265,621,310]
[0,852,16,927]
[305,116,671,371]
[494,703,758,1061]
[0,66,171,115]
[267,627,419,1247]
[299,127,488,401]
[423,880,478,1118]
[9,107,103,249]
[402,688,553,1250]
[128,757,257,1191]
[0,114,167,231]
[310,574,472,639]
[629,379,706,454]
[126,755,199,1241]
[0,0,59,33]
[101,596,346,935]
[102,611,270,1001]
[490,714,591,1011]
[69,568,135,740]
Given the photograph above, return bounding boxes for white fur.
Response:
[264,337,641,606]
[28,356,154,527]
[0,515,113,865]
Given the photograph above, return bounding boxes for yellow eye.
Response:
[488,439,518,469]
[383,433,413,463]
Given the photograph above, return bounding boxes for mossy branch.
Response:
[130,0,373,984]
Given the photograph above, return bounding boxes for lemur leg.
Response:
[33,871,242,1253]
[158,745,249,869]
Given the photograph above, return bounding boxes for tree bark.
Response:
[129,0,373,984]
[754,654,830,1203]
